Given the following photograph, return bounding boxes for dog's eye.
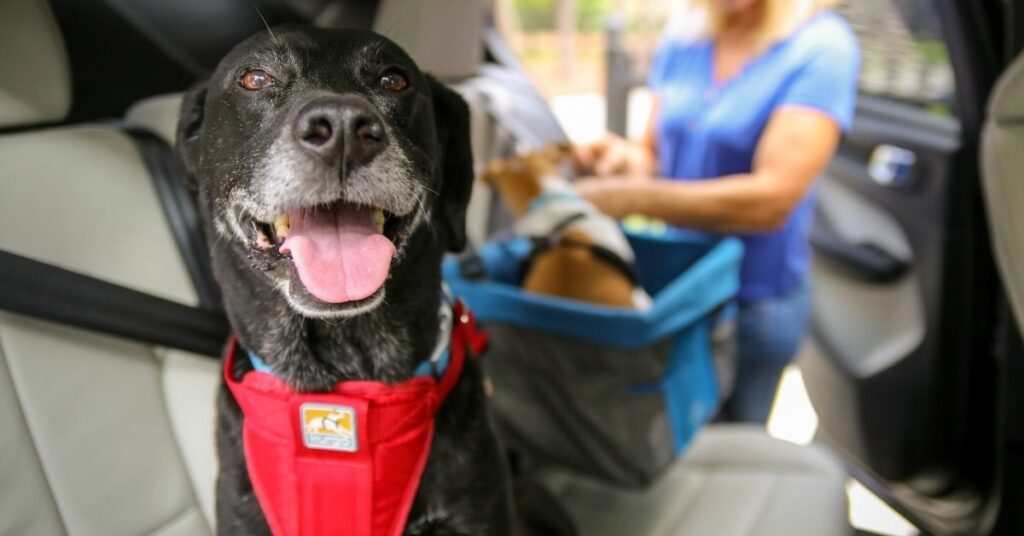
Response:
[240,69,274,91]
[379,72,408,92]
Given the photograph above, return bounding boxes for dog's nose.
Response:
[293,96,386,168]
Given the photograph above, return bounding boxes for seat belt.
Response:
[0,250,228,357]
[0,122,227,355]
[123,126,223,311]
[0,126,229,355]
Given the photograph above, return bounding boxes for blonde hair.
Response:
[667,0,838,50]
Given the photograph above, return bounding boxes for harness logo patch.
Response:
[300,403,357,452]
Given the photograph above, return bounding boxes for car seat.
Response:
[0,0,218,534]
[982,48,1024,336]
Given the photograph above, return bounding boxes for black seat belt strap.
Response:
[123,126,223,311]
[0,250,228,357]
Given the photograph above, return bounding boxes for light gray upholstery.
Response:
[0,0,71,128]
[159,349,220,528]
[542,425,852,536]
[0,124,218,536]
[0,125,198,306]
[0,2,217,533]
[0,327,66,536]
[982,50,1024,334]
[0,314,212,536]
[125,93,185,146]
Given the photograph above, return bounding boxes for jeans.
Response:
[722,279,813,424]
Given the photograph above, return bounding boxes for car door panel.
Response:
[802,2,1005,532]
[807,95,962,486]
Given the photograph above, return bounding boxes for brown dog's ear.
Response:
[427,75,474,252]
[175,80,209,192]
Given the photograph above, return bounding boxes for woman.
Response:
[576,0,860,423]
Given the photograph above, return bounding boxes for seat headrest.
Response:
[373,0,483,80]
[989,50,1024,122]
[0,0,71,128]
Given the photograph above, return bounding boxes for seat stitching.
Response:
[144,505,204,536]
[155,348,216,533]
[0,318,71,535]
[653,471,708,536]
[743,477,780,536]
[685,459,839,476]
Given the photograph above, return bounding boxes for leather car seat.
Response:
[982,49,1024,336]
[0,0,218,534]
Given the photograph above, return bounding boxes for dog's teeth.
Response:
[274,214,290,238]
[374,209,385,233]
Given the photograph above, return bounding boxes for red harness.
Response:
[224,302,486,536]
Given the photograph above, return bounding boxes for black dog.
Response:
[176,26,520,535]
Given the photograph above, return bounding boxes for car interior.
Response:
[2,0,1024,535]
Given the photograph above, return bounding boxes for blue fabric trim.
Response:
[443,229,743,349]
[524,191,582,215]
[247,349,448,380]
[661,321,719,453]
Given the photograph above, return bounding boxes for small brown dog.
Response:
[483,145,651,309]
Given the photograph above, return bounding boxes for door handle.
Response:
[868,144,917,188]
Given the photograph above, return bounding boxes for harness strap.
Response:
[552,238,642,286]
[223,301,485,536]
[520,213,640,287]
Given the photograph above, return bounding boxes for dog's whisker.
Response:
[252,4,278,45]
[378,10,410,43]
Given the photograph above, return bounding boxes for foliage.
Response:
[916,39,948,66]
[514,0,612,33]
[577,0,610,32]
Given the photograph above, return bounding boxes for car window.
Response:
[497,0,956,138]
[836,0,956,116]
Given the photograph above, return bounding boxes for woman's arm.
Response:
[576,106,841,234]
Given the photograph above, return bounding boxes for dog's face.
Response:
[177,27,472,319]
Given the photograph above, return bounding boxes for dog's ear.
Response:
[175,80,209,192]
[427,75,474,252]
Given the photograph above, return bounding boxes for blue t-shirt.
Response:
[648,11,860,302]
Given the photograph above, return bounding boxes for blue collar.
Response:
[246,293,455,380]
[246,348,451,379]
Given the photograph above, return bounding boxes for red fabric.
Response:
[224,303,485,536]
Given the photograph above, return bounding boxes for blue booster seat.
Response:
[444,227,743,486]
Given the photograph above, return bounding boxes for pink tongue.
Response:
[280,203,395,303]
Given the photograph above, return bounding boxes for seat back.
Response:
[982,51,1024,334]
[0,1,219,534]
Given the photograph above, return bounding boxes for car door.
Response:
[800,0,1012,534]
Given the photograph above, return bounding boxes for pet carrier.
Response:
[444,227,742,486]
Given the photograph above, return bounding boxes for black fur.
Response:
[176,26,520,535]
